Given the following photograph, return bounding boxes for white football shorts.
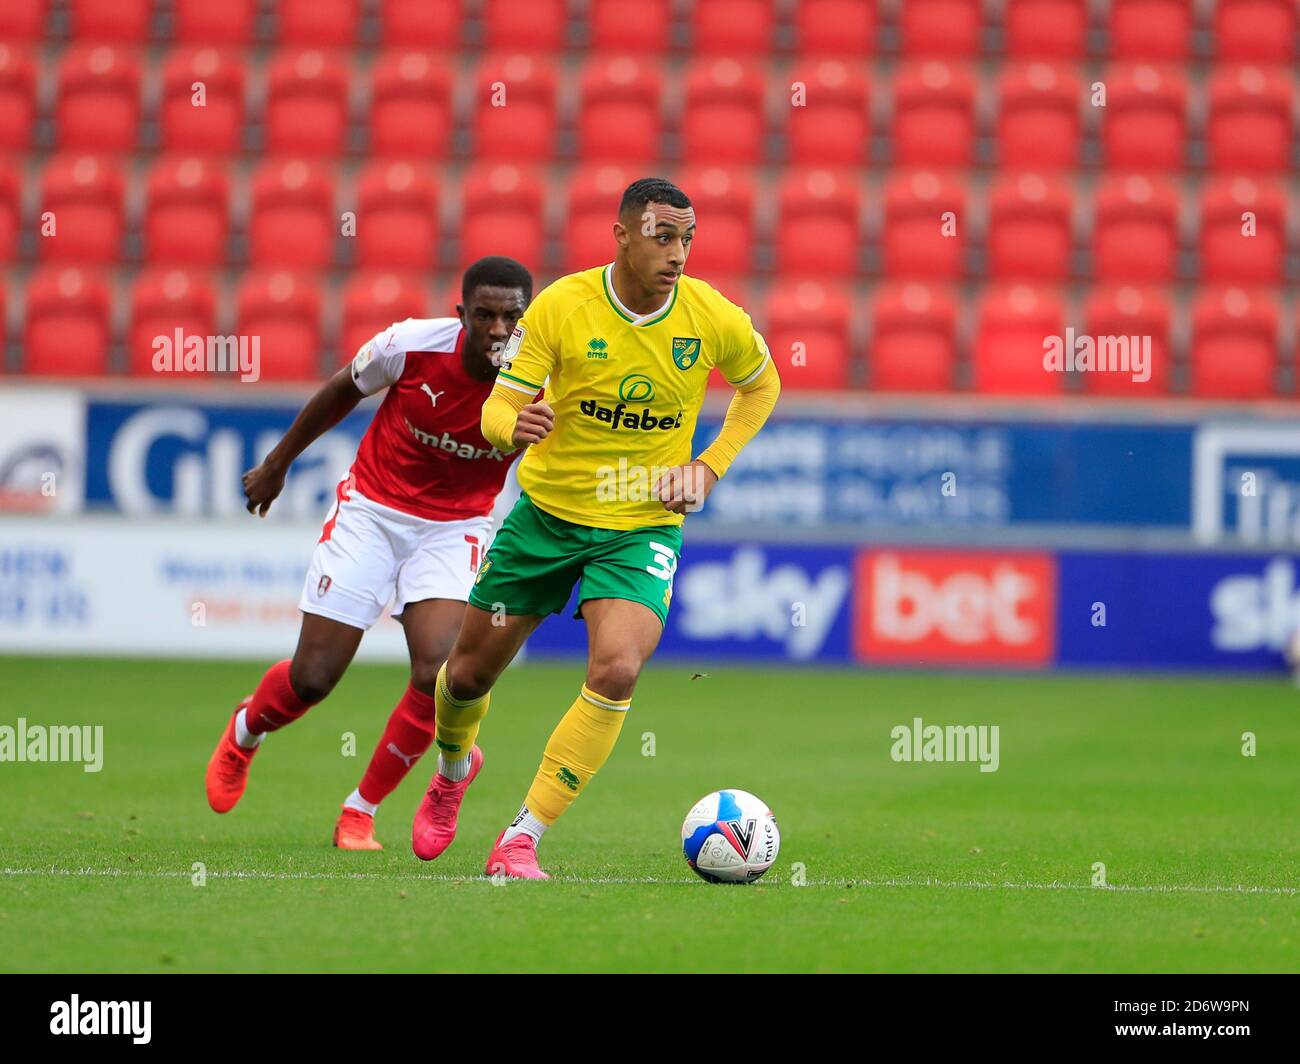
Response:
[299,474,493,631]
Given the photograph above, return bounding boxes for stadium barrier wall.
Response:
[4,385,1300,670]
[7,385,1300,547]
[2,517,1297,672]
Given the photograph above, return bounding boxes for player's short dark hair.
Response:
[619,177,692,216]
[461,256,533,303]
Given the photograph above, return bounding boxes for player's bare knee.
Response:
[445,653,492,702]
[288,657,341,705]
[409,658,446,699]
[586,656,642,702]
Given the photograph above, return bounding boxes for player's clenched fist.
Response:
[242,460,286,517]
[513,401,555,447]
[655,460,718,515]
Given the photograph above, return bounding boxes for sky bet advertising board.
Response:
[523,543,1300,673]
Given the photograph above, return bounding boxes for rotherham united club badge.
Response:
[318,575,332,596]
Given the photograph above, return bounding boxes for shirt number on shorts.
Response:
[465,534,481,573]
[646,542,678,581]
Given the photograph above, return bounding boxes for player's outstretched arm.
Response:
[657,359,781,515]
[242,365,365,517]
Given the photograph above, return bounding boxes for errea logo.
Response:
[586,337,608,359]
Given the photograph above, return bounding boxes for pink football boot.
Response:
[411,746,483,860]
[484,830,550,880]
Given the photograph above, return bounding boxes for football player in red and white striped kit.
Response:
[204,257,535,850]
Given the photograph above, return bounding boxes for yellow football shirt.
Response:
[493,265,772,530]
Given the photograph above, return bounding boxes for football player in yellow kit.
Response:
[411,177,781,878]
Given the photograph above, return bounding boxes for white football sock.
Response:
[343,788,378,816]
[234,707,264,750]
[437,751,471,782]
[501,805,548,845]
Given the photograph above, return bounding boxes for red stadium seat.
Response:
[1200,177,1286,285]
[174,0,256,43]
[431,277,464,320]
[882,170,966,279]
[40,155,124,264]
[278,0,360,46]
[578,57,663,163]
[237,272,323,381]
[973,284,1066,395]
[24,267,111,376]
[682,59,766,165]
[590,0,671,53]
[997,63,1082,169]
[459,164,544,270]
[355,161,439,272]
[891,61,977,168]
[564,164,636,273]
[796,0,875,56]
[69,0,150,41]
[342,272,429,365]
[986,173,1074,281]
[1216,0,1297,62]
[381,0,464,48]
[899,0,982,56]
[0,45,36,153]
[1101,64,1188,171]
[1006,0,1088,58]
[869,282,958,392]
[1191,287,1278,399]
[1207,66,1293,173]
[1083,285,1172,396]
[764,281,853,389]
[249,159,336,269]
[370,52,453,159]
[1092,174,1180,282]
[483,0,569,52]
[0,164,17,263]
[692,0,775,54]
[145,156,229,267]
[161,48,246,156]
[1109,0,1192,60]
[128,270,218,378]
[265,50,350,158]
[56,45,141,153]
[787,60,870,166]
[776,169,860,277]
[473,54,558,161]
[675,166,756,277]
[0,0,48,41]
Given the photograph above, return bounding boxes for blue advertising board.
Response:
[83,399,373,519]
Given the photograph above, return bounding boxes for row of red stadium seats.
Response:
[3,268,1295,400]
[3,46,1296,171]
[2,0,1295,62]
[5,158,1296,285]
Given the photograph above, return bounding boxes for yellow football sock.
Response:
[433,662,490,760]
[524,685,630,824]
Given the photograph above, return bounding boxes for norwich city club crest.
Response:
[672,337,701,370]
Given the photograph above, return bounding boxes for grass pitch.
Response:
[1,656,1298,973]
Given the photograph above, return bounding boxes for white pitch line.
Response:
[1,866,1297,896]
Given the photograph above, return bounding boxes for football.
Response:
[681,789,780,883]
